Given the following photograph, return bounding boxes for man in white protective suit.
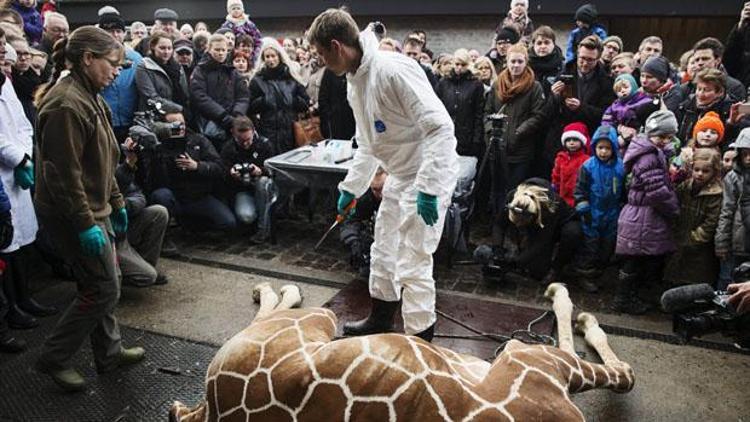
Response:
[308,9,458,342]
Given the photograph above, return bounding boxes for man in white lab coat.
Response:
[308,9,458,341]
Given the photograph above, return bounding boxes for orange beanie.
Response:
[693,111,725,144]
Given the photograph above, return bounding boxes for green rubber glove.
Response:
[416,191,439,226]
[78,225,106,257]
[337,190,356,217]
[13,160,33,190]
[110,208,128,235]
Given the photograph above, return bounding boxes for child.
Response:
[601,74,652,130]
[715,128,750,290]
[11,0,42,46]
[552,122,590,207]
[574,125,625,292]
[722,149,737,177]
[221,0,262,65]
[565,3,607,63]
[664,149,722,286]
[670,111,725,184]
[615,110,680,314]
[499,0,534,44]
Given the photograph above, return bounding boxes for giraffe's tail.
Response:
[169,400,207,422]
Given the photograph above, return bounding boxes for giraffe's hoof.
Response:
[252,282,273,304]
[575,312,598,334]
[544,282,568,299]
[280,284,303,308]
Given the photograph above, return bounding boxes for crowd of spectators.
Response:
[0,0,749,364]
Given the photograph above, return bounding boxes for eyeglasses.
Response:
[577,56,598,64]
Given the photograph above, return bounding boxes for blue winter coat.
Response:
[102,48,143,130]
[574,125,625,239]
[565,24,607,64]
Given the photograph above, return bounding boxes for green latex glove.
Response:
[78,225,106,257]
[110,208,128,235]
[337,190,356,217]
[13,160,33,190]
[416,191,439,226]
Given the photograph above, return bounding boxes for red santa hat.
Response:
[561,122,590,149]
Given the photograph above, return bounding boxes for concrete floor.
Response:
[111,259,750,421]
[25,258,750,421]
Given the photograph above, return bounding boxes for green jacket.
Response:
[664,179,722,285]
[35,70,125,232]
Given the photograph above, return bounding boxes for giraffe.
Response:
[170,282,634,421]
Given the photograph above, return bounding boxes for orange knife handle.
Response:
[336,199,357,223]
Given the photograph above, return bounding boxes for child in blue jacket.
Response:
[574,125,625,292]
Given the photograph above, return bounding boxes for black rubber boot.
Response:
[413,323,435,342]
[10,248,58,317]
[612,270,650,315]
[7,305,39,329]
[343,298,399,336]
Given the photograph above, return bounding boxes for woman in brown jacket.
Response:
[34,26,145,392]
[484,43,545,243]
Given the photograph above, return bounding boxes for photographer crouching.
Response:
[142,105,236,232]
[219,116,276,244]
[116,137,169,287]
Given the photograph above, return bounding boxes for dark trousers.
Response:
[579,236,616,272]
[150,188,237,231]
[621,255,666,285]
[38,218,122,371]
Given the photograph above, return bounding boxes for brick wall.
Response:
[219,14,734,62]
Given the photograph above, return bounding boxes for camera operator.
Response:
[728,281,750,314]
[145,109,237,231]
[219,117,275,244]
[115,138,169,287]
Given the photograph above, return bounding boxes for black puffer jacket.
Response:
[724,23,750,89]
[190,58,250,130]
[140,132,224,201]
[484,79,546,163]
[135,57,190,112]
[318,69,355,140]
[435,70,486,157]
[219,134,274,193]
[248,64,310,155]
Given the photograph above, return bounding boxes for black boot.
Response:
[7,305,39,329]
[413,323,435,342]
[0,333,27,353]
[612,270,650,315]
[343,299,399,336]
[10,249,57,317]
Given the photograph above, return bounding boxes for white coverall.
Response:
[339,30,459,334]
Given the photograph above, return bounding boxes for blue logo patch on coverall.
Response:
[374,120,387,133]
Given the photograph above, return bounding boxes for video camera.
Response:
[127,99,184,152]
[661,262,750,348]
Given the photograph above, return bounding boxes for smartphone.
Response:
[738,103,750,115]
[558,74,575,98]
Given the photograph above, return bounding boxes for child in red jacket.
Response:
[552,122,590,206]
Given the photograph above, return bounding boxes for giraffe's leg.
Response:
[544,282,575,355]
[169,400,206,422]
[575,312,635,393]
[574,312,621,365]
[275,284,303,310]
[252,282,279,320]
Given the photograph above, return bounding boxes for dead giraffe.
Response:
[170,282,634,421]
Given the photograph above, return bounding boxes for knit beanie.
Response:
[733,127,750,149]
[561,122,590,149]
[615,73,638,97]
[510,0,529,7]
[98,13,126,31]
[603,35,623,53]
[645,110,679,137]
[574,4,598,25]
[495,26,521,44]
[693,111,725,144]
[4,43,16,65]
[227,0,244,14]
[641,55,670,83]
